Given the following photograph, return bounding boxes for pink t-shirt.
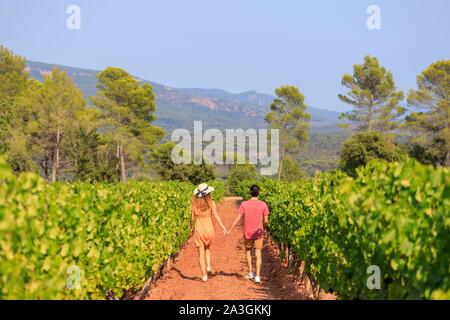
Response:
[238,199,269,240]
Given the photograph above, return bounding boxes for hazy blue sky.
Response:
[1,0,449,111]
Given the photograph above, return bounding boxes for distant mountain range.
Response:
[25,60,341,133]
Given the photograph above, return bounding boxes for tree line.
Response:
[0,46,165,182]
[337,55,449,175]
[265,55,449,180]
[0,46,448,185]
[0,46,223,184]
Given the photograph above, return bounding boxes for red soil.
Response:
[144,198,335,300]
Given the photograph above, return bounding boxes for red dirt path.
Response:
[144,198,334,300]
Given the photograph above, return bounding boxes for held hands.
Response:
[221,225,231,236]
[225,220,238,236]
[222,226,229,236]
[224,226,233,236]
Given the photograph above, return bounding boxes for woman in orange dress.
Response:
[191,183,228,282]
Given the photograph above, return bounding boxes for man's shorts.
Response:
[244,238,263,250]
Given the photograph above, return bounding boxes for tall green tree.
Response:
[92,67,164,182]
[406,60,450,167]
[265,85,310,180]
[339,55,405,132]
[26,68,87,182]
[3,78,42,173]
[0,46,29,157]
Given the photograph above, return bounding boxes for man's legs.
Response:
[246,248,253,274]
[254,238,263,282]
[255,248,262,278]
[244,239,254,274]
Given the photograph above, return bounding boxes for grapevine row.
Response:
[237,160,450,299]
[0,157,193,299]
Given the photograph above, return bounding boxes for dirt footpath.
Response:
[145,197,334,300]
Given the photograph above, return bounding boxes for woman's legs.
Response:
[205,245,211,271]
[198,246,207,277]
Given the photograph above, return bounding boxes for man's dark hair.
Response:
[250,185,260,197]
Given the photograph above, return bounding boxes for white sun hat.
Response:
[193,183,215,198]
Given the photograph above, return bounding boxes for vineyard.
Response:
[1,155,449,300]
[237,160,450,299]
[0,156,201,299]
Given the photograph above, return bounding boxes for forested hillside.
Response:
[25,60,345,174]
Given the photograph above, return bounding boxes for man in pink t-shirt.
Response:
[228,185,269,284]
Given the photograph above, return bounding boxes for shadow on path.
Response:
[172,267,244,282]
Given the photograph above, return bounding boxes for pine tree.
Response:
[26,68,86,182]
[92,67,164,182]
[265,85,310,180]
[339,55,405,132]
[0,46,29,157]
[406,60,450,167]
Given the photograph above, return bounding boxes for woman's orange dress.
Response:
[192,204,215,248]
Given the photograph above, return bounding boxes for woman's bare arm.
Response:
[212,201,227,233]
